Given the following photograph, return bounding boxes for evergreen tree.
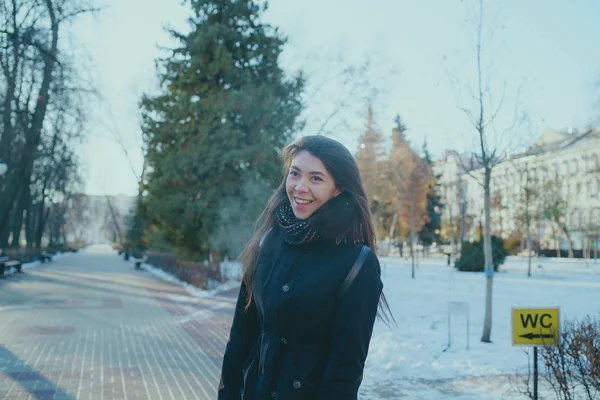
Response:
[140,0,304,258]
[418,139,443,247]
[355,106,386,205]
[387,114,415,240]
[355,106,387,238]
[392,114,408,146]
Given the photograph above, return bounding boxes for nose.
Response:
[295,179,309,193]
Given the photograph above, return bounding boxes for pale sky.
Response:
[72,0,600,196]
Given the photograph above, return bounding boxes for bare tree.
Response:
[541,169,574,258]
[293,44,398,139]
[510,158,543,276]
[104,195,123,246]
[65,194,91,242]
[0,0,98,238]
[448,0,524,342]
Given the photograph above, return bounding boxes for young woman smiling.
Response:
[218,135,393,400]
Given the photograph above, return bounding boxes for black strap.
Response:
[338,245,371,300]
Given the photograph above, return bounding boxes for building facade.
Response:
[434,127,600,255]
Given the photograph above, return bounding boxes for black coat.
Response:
[218,229,383,400]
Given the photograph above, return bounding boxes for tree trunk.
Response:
[26,202,37,248]
[410,194,416,279]
[481,166,494,343]
[388,213,397,256]
[10,187,29,248]
[25,199,33,249]
[561,226,574,258]
[0,0,24,167]
[105,196,123,246]
[35,200,49,248]
[527,233,532,278]
[0,213,10,248]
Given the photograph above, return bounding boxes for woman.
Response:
[218,135,392,400]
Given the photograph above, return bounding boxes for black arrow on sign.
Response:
[520,332,555,340]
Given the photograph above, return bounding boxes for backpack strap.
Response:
[338,245,371,300]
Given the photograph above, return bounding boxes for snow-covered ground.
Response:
[138,250,600,399]
[139,259,242,298]
[359,255,600,399]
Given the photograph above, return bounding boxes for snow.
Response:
[359,256,600,399]
[134,250,600,399]
[138,259,242,298]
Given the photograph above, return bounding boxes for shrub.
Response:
[541,316,600,399]
[455,236,508,272]
[504,236,522,255]
[512,315,600,400]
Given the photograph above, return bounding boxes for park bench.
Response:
[40,250,54,263]
[130,249,147,269]
[0,254,22,277]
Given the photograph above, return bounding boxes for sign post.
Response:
[448,301,469,350]
[512,307,560,400]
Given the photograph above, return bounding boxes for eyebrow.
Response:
[291,165,326,177]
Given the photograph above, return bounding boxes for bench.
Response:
[0,255,22,277]
[134,254,147,269]
[40,251,54,263]
[129,250,147,269]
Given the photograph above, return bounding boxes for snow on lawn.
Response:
[359,256,600,399]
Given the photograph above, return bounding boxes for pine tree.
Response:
[418,139,443,247]
[392,114,408,147]
[386,114,413,240]
[140,0,304,258]
[355,106,386,206]
[355,106,387,238]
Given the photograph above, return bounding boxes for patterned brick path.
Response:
[0,245,238,400]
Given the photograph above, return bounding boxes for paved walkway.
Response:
[0,245,238,400]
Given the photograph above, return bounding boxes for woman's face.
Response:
[286,151,340,220]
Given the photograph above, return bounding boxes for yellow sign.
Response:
[512,307,560,346]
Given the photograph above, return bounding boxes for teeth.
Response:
[296,198,312,205]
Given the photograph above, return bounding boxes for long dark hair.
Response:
[241,135,394,324]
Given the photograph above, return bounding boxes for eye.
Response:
[311,176,323,182]
[289,170,299,177]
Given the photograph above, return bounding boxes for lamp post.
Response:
[0,160,7,176]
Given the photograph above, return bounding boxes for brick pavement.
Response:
[0,245,238,400]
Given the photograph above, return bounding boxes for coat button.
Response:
[280,337,288,345]
[282,284,290,292]
[270,391,276,399]
[293,380,302,389]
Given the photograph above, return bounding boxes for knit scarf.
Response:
[275,192,365,246]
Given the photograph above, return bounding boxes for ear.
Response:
[334,188,343,197]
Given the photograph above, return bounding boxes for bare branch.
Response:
[58,6,102,23]
[485,80,507,128]
[315,103,345,136]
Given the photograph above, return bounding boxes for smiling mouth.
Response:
[293,197,314,209]
[294,197,313,205]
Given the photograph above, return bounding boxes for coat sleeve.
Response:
[218,280,259,400]
[316,251,383,400]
